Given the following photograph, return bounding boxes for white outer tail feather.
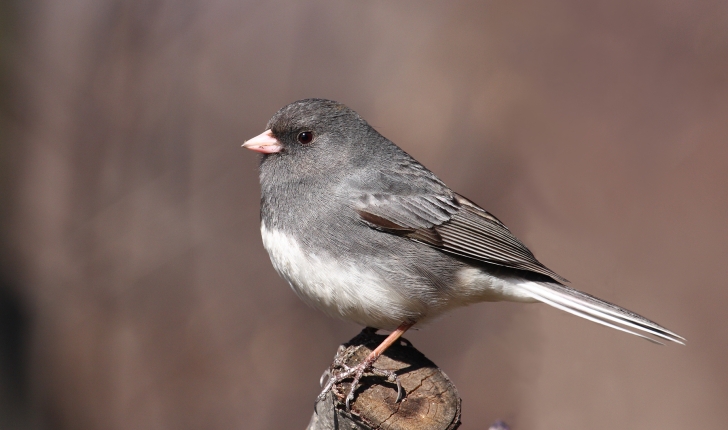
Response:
[516,281,685,345]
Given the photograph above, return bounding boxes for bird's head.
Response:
[244,98,386,186]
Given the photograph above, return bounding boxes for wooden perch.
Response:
[307,329,462,430]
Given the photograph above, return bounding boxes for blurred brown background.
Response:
[1,0,727,429]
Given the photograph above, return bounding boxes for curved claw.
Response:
[344,367,367,411]
[345,393,353,411]
[344,376,361,412]
[319,369,331,387]
[395,379,404,403]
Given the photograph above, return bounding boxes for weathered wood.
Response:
[307,329,461,430]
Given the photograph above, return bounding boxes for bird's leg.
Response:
[317,322,414,410]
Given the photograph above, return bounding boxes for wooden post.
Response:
[307,329,462,430]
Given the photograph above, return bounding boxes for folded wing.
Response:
[355,192,568,283]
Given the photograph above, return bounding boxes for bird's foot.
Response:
[317,346,403,411]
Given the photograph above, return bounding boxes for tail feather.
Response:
[517,281,685,345]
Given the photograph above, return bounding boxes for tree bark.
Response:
[307,329,461,430]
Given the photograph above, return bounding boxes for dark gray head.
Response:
[243,99,398,187]
[266,99,369,149]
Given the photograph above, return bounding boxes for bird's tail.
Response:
[516,281,685,345]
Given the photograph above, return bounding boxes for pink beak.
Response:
[242,130,282,154]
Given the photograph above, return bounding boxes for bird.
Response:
[242,98,684,409]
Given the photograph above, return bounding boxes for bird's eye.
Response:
[297,131,313,144]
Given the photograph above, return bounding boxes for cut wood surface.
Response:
[307,329,461,430]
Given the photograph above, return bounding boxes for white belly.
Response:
[260,223,414,329]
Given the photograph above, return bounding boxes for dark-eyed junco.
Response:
[243,99,684,408]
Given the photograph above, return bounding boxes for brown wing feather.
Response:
[355,192,568,283]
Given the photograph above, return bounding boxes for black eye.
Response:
[297,131,313,144]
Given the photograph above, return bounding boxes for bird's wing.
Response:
[354,192,568,283]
